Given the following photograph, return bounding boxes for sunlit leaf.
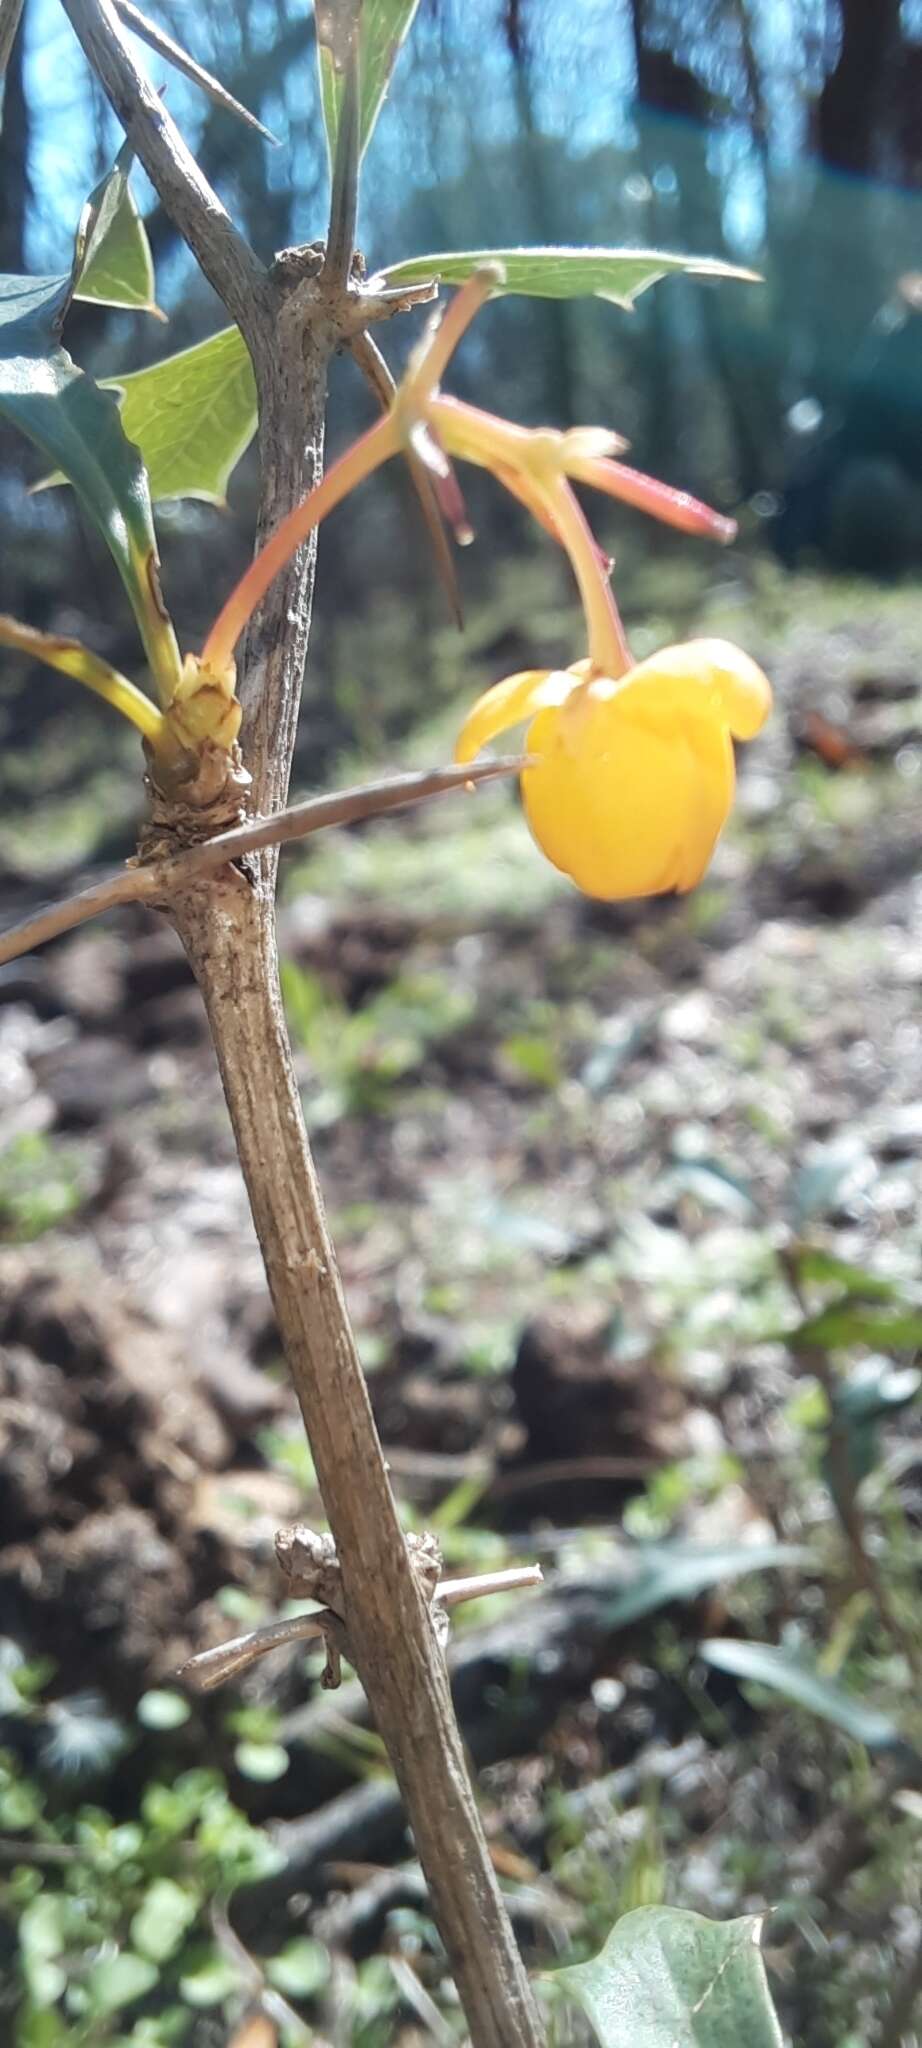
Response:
[105,325,256,505]
[376,246,760,310]
[555,1906,782,2047]
[73,140,162,318]
[38,325,257,505]
[700,1638,909,1752]
[315,0,422,166]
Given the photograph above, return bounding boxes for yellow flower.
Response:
[455,638,772,900]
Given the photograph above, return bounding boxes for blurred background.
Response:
[1,5,922,2046]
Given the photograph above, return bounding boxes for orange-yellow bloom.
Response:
[455,638,772,900]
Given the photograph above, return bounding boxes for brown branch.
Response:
[58,0,271,348]
[0,0,24,79]
[0,866,149,965]
[0,757,522,968]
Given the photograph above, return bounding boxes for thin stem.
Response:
[401,267,503,413]
[351,329,463,626]
[0,867,148,965]
[203,413,399,672]
[543,475,632,676]
[0,758,524,968]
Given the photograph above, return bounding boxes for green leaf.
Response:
[179,1950,243,2008]
[136,1688,192,1730]
[0,272,180,695]
[38,324,257,505]
[266,1936,330,1998]
[603,1541,805,1632]
[315,0,422,167]
[556,1906,782,2047]
[107,325,256,504]
[700,1638,907,1752]
[85,1951,159,2018]
[784,1298,922,1354]
[234,1739,290,1781]
[73,142,162,318]
[131,1878,199,1964]
[376,245,760,309]
[786,1245,900,1300]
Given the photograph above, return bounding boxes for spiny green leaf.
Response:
[376,245,760,309]
[700,1638,909,1752]
[315,0,422,167]
[73,141,162,318]
[105,325,256,505]
[0,271,180,694]
[38,325,257,505]
[555,1906,783,2047]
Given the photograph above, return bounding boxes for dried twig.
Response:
[180,1553,543,1694]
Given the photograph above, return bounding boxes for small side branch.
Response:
[0,757,523,967]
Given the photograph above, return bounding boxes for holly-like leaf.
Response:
[375,245,759,309]
[315,0,422,167]
[555,1906,783,2048]
[73,141,162,318]
[700,1638,909,1753]
[0,272,180,694]
[106,324,256,505]
[38,325,257,506]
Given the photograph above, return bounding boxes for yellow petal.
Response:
[522,684,735,900]
[611,638,772,739]
[454,667,574,764]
